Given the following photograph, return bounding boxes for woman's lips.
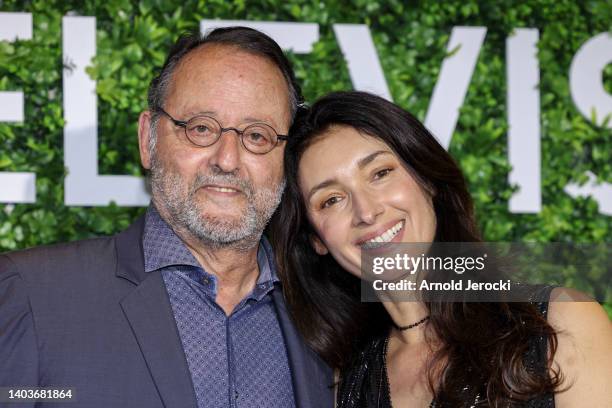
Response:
[355,219,405,247]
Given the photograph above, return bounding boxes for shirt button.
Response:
[201,277,209,285]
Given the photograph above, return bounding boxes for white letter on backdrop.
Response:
[0,12,36,204]
[565,33,612,214]
[200,20,319,53]
[570,33,612,128]
[424,27,487,149]
[332,24,392,100]
[62,16,149,206]
[507,28,541,213]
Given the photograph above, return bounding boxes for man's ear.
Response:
[310,234,329,255]
[138,110,153,170]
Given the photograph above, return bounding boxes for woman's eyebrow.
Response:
[305,151,393,201]
[307,179,337,202]
[357,150,393,169]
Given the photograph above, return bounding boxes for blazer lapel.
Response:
[115,217,198,408]
[272,288,334,408]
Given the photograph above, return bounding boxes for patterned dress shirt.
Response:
[143,206,296,408]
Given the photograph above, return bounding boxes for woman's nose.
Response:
[351,193,384,226]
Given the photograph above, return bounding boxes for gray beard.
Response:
[149,153,285,252]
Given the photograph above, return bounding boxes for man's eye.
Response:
[247,132,267,145]
[245,127,272,146]
[321,196,342,209]
[374,168,393,179]
[192,125,210,134]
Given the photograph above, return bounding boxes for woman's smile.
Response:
[356,219,405,248]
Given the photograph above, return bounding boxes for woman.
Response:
[270,91,611,407]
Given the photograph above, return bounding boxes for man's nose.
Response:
[351,192,384,226]
[208,130,242,173]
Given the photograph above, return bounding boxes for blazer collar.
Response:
[271,287,334,408]
[114,215,147,285]
[114,215,198,408]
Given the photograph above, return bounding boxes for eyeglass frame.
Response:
[154,107,289,155]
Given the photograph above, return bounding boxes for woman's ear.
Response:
[310,234,329,255]
[428,183,437,197]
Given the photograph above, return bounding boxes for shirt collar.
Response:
[142,205,200,272]
[142,205,279,287]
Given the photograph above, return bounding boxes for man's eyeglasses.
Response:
[155,107,288,155]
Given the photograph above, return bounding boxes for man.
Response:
[0,27,332,408]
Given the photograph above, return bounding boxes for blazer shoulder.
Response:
[1,235,118,284]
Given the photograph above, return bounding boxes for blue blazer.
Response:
[0,216,333,408]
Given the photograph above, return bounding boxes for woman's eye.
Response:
[321,196,342,209]
[374,168,393,179]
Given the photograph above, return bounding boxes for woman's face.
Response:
[298,125,437,277]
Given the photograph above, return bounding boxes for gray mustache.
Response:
[192,172,254,197]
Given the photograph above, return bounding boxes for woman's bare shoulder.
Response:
[546,287,612,407]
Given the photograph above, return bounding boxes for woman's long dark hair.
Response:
[269,91,562,406]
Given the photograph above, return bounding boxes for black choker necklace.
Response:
[394,315,430,331]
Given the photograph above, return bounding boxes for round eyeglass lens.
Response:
[243,124,276,153]
[186,116,221,146]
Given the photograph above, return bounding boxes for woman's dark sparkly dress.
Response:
[336,287,556,408]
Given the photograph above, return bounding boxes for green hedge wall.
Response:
[1,0,610,311]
